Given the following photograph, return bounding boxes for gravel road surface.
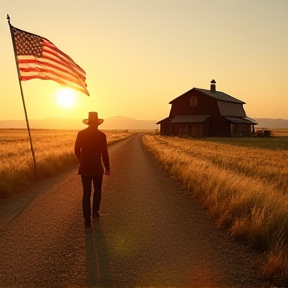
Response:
[0,134,270,288]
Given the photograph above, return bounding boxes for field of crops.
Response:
[0,129,132,199]
[2,127,288,283]
[143,134,288,283]
[270,128,288,137]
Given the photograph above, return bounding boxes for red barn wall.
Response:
[158,118,171,135]
[169,90,220,118]
[170,119,210,137]
[160,87,254,137]
[169,89,226,136]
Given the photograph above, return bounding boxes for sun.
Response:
[56,87,76,108]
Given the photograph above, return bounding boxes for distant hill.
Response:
[101,116,158,130]
[255,118,288,129]
[0,116,159,130]
[0,116,287,130]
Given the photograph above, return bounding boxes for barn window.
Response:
[190,96,197,106]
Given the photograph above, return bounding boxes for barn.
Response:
[157,80,257,137]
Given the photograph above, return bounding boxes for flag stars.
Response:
[12,27,42,57]
[9,24,89,96]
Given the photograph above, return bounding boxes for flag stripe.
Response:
[43,40,86,80]
[44,40,86,76]
[10,25,89,96]
[18,56,87,88]
[19,73,89,95]
[19,65,87,90]
[18,52,86,83]
[41,52,86,83]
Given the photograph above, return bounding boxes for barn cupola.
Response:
[210,79,216,92]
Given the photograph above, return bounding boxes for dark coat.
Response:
[74,125,110,176]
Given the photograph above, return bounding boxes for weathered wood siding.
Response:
[169,90,220,119]
[158,118,171,136]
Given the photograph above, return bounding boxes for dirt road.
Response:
[0,134,269,287]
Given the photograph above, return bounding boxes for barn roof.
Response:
[195,88,245,104]
[169,88,245,104]
[217,101,246,117]
[225,116,258,125]
[243,116,258,125]
[156,117,170,124]
[171,115,210,123]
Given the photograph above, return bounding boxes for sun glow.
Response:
[56,88,76,108]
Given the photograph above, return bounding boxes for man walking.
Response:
[74,112,110,228]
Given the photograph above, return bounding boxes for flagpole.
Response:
[7,14,37,178]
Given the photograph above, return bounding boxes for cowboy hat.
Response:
[82,112,104,125]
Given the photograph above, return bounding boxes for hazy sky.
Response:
[1,0,287,121]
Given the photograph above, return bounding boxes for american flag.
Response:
[10,25,89,96]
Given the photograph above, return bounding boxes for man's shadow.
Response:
[85,221,113,287]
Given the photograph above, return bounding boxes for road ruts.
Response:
[0,133,269,288]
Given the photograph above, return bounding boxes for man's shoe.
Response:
[92,212,101,220]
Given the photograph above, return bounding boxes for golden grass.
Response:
[0,129,132,199]
[142,134,288,283]
[271,128,288,137]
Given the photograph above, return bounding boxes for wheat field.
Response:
[0,129,132,199]
[2,128,288,283]
[143,134,288,284]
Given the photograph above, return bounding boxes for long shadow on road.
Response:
[85,221,113,287]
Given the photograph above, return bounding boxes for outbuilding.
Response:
[157,80,257,137]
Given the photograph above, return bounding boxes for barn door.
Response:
[191,124,203,137]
